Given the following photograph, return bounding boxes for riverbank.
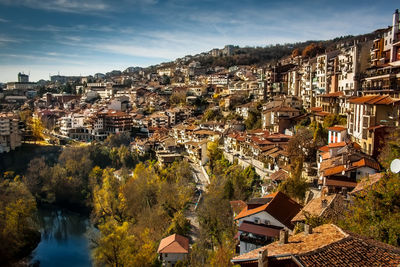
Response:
[3,229,41,267]
[0,144,62,174]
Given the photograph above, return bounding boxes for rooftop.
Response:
[157,234,189,254]
[232,224,400,266]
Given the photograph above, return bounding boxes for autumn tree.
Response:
[30,116,45,141]
[92,220,136,267]
[291,48,300,58]
[93,168,126,224]
[301,43,325,58]
[0,179,39,263]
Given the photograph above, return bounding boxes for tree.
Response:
[322,114,347,129]
[92,219,136,267]
[170,91,186,105]
[291,48,300,58]
[287,127,320,162]
[339,172,400,246]
[301,43,325,58]
[278,158,309,202]
[197,184,236,248]
[30,117,44,141]
[0,179,38,263]
[378,128,400,170]
[104,132,131,148]
[203,108,223,122]
[93,168,125,223]
[244,108,261,130]
[24,157,51,200]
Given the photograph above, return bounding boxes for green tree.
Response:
[339,172,400,246]
[278,157,309,202]
[244,108,261,130]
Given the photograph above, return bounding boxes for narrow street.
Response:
[185,162,210,244]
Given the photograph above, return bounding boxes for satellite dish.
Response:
[390,159,400,173]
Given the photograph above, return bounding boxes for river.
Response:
[29,208,93,267]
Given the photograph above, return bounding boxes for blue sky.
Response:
[0,0,398,82]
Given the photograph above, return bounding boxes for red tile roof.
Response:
[351,158,380,171]
[327,141,346,148]
[324,165,346,176]
[157,234,189,254]
[320,91,344,97]
[232,224,400,266]
[234,191,302,229]
[297,234,400,266]
[349,95,400,105]
[327,126,346,132]
[310,107,322,112]
[318,145,329,152]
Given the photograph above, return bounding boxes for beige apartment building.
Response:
[0,113,22,153]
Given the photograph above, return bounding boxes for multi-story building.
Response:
[347,95,400,155]
[363,10,400,96]
[0,113,22,153]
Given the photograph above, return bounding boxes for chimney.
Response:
[342,187,348,197]
[258,249,268,267]
[304,224,313,235]
[321,199,328,208]
[279,229,288,244]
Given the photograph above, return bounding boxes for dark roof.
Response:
[297,235,400,266]
[235,192,303,230]
[238,222,282,238]
[232,224,400,266]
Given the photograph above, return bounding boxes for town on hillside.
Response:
[1,8,400,267]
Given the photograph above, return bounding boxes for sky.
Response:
[0,0,398,82]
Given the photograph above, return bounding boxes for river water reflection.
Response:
[30,208,93,267]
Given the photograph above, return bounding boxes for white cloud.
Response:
[0,0,158,14]
[0,35,21,46]
[0,17,9,22]
[0,0,109,13]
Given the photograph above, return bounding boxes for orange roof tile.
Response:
[310,107,322,112]
[321,152,331,160]
[157,234,189,254]
[351,158,380,171]
[232,224,347,262]
[291,194,339,222]
[327,141,346,148]
[349,95,400,105]
[324,165,346,176]
[320,91,344,98]
[327,126,346,132]
[318,145,329,152]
